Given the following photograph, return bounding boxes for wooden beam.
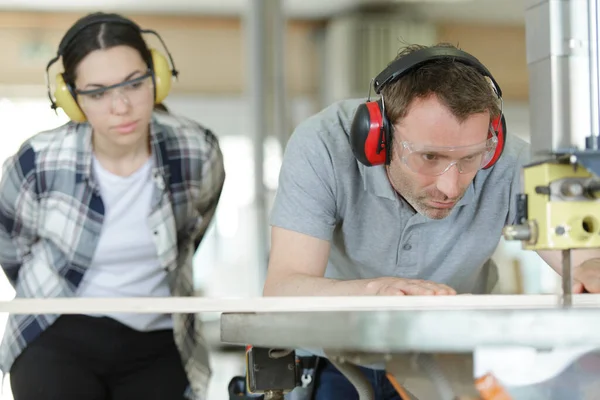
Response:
[0,11,323,95]
[0,11,325,31]
[437,23,529,102]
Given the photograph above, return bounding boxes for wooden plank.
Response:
[0,11,323,31]
[1,294,599,315]
[437,23,529,102]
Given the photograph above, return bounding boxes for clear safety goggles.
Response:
[394,127,498,176]
[75,71,153,110]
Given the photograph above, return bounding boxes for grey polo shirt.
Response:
[270,98,531,294]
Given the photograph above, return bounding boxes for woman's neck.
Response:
[92,132,151,177]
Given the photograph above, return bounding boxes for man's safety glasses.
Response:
[394,130,498,176]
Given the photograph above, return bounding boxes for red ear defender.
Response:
[482,114,507,169]
[349,99,390,166]
[350,47,506,168]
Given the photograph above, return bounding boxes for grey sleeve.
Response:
[269,125,338,241]
[506,143,531,226]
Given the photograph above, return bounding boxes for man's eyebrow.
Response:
[420,148,486,158]
[457,148,488,159]
[82,70,144,90]
[419,151,452,159]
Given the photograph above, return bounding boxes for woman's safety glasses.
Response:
[75,70,153,110]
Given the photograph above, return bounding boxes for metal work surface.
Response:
[220,307,600,352]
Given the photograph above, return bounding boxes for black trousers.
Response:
[9,314,189,400]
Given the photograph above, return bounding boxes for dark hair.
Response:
[381,42,501,126]
[61,12,152,88]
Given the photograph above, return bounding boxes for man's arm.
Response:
[263,227,455,296]
[264,227,376,296]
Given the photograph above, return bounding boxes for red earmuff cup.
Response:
[364,102,387,166]
[483,115,505,169]
[349,101,388,166]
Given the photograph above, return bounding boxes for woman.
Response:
[0,12,225,400]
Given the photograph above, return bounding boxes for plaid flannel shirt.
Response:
[0,111,225,400]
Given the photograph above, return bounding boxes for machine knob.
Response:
[502,224,531,241]
[560,180,584,197]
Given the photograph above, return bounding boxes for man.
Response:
[263,43,600,399]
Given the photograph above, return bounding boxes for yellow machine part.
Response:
[522,161,600,251]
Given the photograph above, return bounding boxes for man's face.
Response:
[386,94,493,220]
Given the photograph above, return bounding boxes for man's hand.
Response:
[573,259,600,293]
[366,277,457,296]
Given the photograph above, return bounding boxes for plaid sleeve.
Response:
[0,144,39,286]
[196,130,225,241]
[193,129,225,247]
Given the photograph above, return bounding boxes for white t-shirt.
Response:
[76,155,173,331]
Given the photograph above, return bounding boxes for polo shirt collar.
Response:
[359,162,396,200]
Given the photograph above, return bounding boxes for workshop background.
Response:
[0,0,557,399]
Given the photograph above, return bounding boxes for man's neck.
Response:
[92,132,151,177]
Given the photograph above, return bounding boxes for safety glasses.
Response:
[75,70,154,111]
[394,127,498,176]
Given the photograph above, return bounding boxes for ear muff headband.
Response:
[45,13,179,123]
[373,47,502,97]
[349,47,506,169]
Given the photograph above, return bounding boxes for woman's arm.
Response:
[0,145,39,286]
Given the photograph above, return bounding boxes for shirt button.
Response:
[403,243,412,251]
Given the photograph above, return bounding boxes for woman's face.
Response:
[74,45,155,150]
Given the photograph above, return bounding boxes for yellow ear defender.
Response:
[53,72,87,123]
[151,48,173,105]
[45,13,179,123]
